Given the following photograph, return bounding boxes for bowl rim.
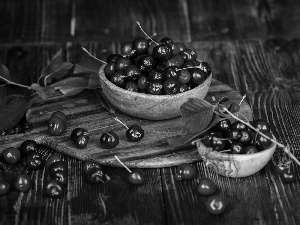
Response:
[98,64,212,100]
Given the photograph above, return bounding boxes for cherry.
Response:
[45,154,63,169]
[172,54,185,67]
[48,116,67,136]
[146,81,164,95]
[126,124,144,142]
[239,130,253,146]
[230,142,244,154]
[253,119,270,132]
[153,44,173,62]
[83,160,102,174]
[138,55,156,71]
[15,174,32,192]
[0,180,10,195]
[26,151,43,170]
[178,69,191,84]
[176,42,187,52]
[256,131,273,150]
[244,145,258,154]
[128,169,145,185]
[124,81,139,92]
[19,140,38,156]
[104,62,116,77]
[206,195,226,214]
[199,62,212,76]
[190,68,207,85]
[137,75,148,90]
[280,170,296,183]
[85,167,105,183]
[169,43,180,55]
[202,131,222,147]
[231,121,247,131]
[115,57,131,71]
[160,37,173,44]
[165,58,182,68]
[48,161,68,177]
[125,65,141,80]
[163,79,180,94]
[3,147,21,164]
[132,37,149,55]
[107,54,121,63]
[227,129,242,142]
[51,170,68,185]
[50,111,67,122]
[148,69,165,82]
[100,131,119,149]
[197,178,218,195]
[179,84,191,93]
[213,119,231,134]
[70,127,89,142]
[121,41,133,56]
[176,163,197,180]
[44,180,64,198]
[75,135,89,149]
[180,49,197,61]
[211,137,226,151]
[164,66,179,80]
[109,71,126,88]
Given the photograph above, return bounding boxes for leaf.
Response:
[31,83,55,100]
[215,96,240,116]
[38,49,73,86]
[95,88,117,114]
[0,85,6,109]
[180,98,214,134]
[50,77,88,96]
[0,63,11,81]
[0,95,29,130]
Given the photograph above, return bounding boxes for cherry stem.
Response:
[222,108,300,166]
[0,76,31,89]
[176,66,200,71]
[114,155,132,173]
[114,117,129,130]
[136,21,159,45]
[81,47,107,64]
[219,149,231,153]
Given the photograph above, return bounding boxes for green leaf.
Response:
[0,95,29,130]
[0,85,6,109]
[31,83,55,100]
[0,63,11,81]
[50,77,88,96]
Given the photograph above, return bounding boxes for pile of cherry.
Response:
[103,35,211,94]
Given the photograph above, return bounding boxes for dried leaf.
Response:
[0,85,6,109]
[180,98,214,134]
[0,95,29,130]
[50,77,88,96]
[0,63,11,81]
[95,88,117,114]
[31,83,55,100]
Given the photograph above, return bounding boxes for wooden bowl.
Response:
[98,65,212,120]
[192,138,276,178]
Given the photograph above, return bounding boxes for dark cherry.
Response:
[137,75,148,90]
[128,169,145,185]
[19,140,38,156]
[138,54,156,71]
[227,129,242,142]
[70,127,89,142]
[190,68,207,85]
[244,145,258,154]
[125,65,141,80]
[230,142,244,154]
[100,131,119,149]
[121,41,133,56]
[280,170,296,183]
[172,54,185,67]
[0,180,10,195]
[148,69,165,82]
[213,119,231,134]
[109,71,126,88]
[239,130,253,146]
[146,81,164,95]
[107,54,121,63]
[165,58,181,68]
[153,44,173,62]
[180,49,197,61]
[52,171,68,185]
[115,57,131,71]
[15,174,32,192]
[45,154,63,169]
[48,116,67,136]
[85,167,105,183]
[148,42,159,55]
[231,121,247,131]
[83,161,102,174]
[44,180,64,198]
[126,124,144,142]
[164,66,179,80]
[26,151,43,170]
[3,147,21,164]
[178,69,191,84]
[176,42,187,52]
[253,119,270,132]
[169,43,180,55]
[104,62,116,77]
[197,178,218,196]
[211,136,226,151]
[256,131,273,150]
[163,79,180,94]
[50,111,67,123]
[275,163,290,175]
[179,84,191,93]
[48,161,68,177]
[160,37,173,44]
[176,163,197,180]
[199,62,212,76]
[75,135,89,149]
[202,131,222,147]
[206,195,226,214]
[132,37,149,55]
[124,81,139,92]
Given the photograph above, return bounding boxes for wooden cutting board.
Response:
[0,78,252,168]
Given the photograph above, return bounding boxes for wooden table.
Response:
[1,1,300,225]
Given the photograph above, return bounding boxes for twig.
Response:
[0,76,31,89]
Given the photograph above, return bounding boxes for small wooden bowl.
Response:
[193,138,276,178]
[98,65,212,120]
